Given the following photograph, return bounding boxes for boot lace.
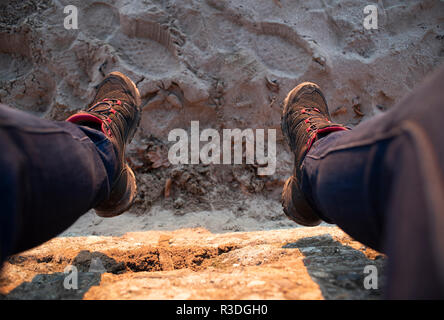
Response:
[299,106,331,133]
[88,98,128,137]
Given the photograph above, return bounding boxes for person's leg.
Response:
[0,104,117,262]
[282,64,444,298]
[0,71,141,265]
[299,120,392,252]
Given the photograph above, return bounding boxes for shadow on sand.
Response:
[283,234,387,300]
[1,251,125,300]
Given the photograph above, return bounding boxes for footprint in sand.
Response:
[252,22,312,77]
[82,3,120,41]
[110,19,181,77]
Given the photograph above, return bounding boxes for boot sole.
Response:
[95,164,138,218]
[281,175,322,226]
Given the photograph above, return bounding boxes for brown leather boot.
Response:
[281,82,348,226]
[67,72,141,217]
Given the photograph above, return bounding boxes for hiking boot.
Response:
[281,82,348,226]
[67,71,141,217]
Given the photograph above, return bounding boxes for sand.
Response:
[0,0,443,235]
[0,227,386,299]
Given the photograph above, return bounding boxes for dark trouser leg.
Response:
[299,65,444,298]
[0,104,117,264]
